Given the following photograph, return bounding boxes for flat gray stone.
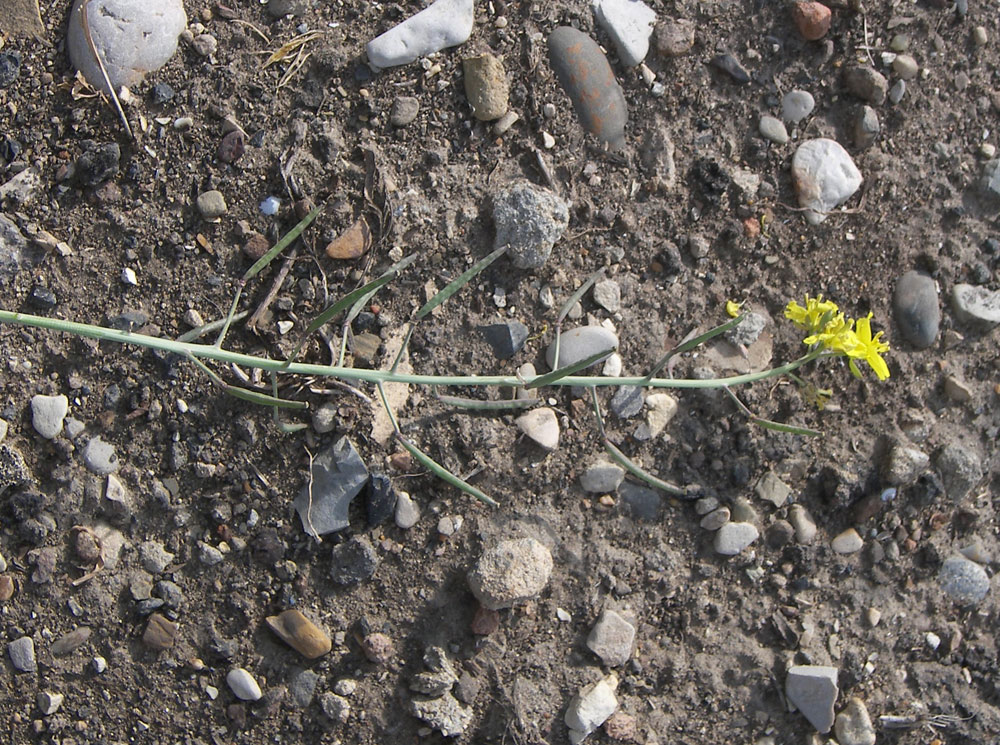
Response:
[390,96,420,126]
[82,436,118,475]
[493,181,569,269]
[515,407,560,450]
[366,0,474,69]
[288,668,320,708]
[759,115,789,144]
[791,139,863,225]
[586,610,635,667]
[854,105,880,149]
[782,89,815,123]
[293,436,369,537]
[893,270,939,348]
[938,555,990,606]
[410,692,473,736]
[699,507,730,531]
[713,522,758,555]
[619,481,661,521]
[546,326,618,370]
[935,443,982,501]
[593,0,657,67]
[580,460,625,493]
[31,394,68,439]
[755,471,791,508]
[468,537,552,610]
[67,0,187,95]
[196,190,227,219]
[831,528,863,554]
[786,665,838,733]
[951,283,1000,326]
[479,321,529,360]
[609,386,644,418]
[8,636,36,672]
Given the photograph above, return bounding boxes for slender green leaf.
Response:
[527,348,614,389]
[243,203,323,281]
[223,385,308,409]
[752,418,822,437]
[437,394,538,411]
[414,245,507,321]
[176,311,249,343]
[397,436,498,507]
[645,313,746,380]
[604,440,692,497]
[557,269,604,325]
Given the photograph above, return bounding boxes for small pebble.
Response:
[887,79,905,105]
[854,105,879,149]
[892,54,918,80]
[82,436,118,475]
[463,53,509,121]
[791,138,862,225]
[580,461,625,493]
[586,609,636,667]
[227,667,263,701]
[259,196,281,216]
[938,555,990,605]
[93,656,107,673]
[790,1,832,41]
[713,522,759,555]
[786,665,838,733]
[831,528,863,554]
[758,115,789,144]
[972,26,988,47]
[843,66,888,105]
[468,537,553,610]
[782,89,815,123]
[789,504,817,543]
[390,96,420,126]
[515,407,560,450]
[834,697,876,745]
[566,674,619,743]
[8,636,37,672]
[142,613,177,650]
[31,394,69,439]
[653,19,695,57]
[217,131,245,163]
[265,609,331,659]
[709,53,750,84]
[593,0,657,67]
[196,190,227,219]
[951,283,1000,326]
[366,0,474,69]
[700,507,730,531]
[394,491,420,529]
[37,692,64,716]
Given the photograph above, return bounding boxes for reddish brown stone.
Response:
[791,1,832,41]
[143,613,177,650]
[241,233,270,261]
[360,632,394,664]
[217,130,245,164]
[471,605,500,635]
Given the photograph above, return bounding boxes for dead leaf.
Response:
[0,0,44,38]
[325,217,371,260]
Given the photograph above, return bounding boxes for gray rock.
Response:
[266,0,310,18]
[882,441,929,486]
[139,541,174,574]
[293,436,369,537]
[468,537,553,610]
[633,392,677,441]
[366,0,474,69]
[82,436,118,475]
[782,89,815,123]
[197,541,224,566]
[695,496,719,515]
[890,79,907,104]
[831,528,863,554]
[892,54,919,80]
[755,471,791,508]
[789,504,817,543]
[893,270,939,348]
[31,394,68,439]
[639,126,676,188]
[791,139,863,225]
[729,496,759,524]
[320,692,351,723]
[479,321,529,360]
[0,418,7,442]
[951,283,1000,326]
[786,665,838,733]
[758,115,789,144]
[619,481,661,521]
[593,279,621,312]
[463,53,509,121]
[394,491,420,529]
[8,636,36,672]
[288,668,320,708]
[546,326,618,370]
[938,555,990,605]
[653,19,695,57]
[853,105,880,149]
[713,522,758,555]
[0,213,41,287]
[67,0,186,94]
[842,65,888,105]
[37,691,64,715]
[982,158,1000,199]
[725,311,766,346]
[699,507,730,531]
[493,181,569,269]
[515,407,560,450]
[609,386,644,418]
[226,667,263,701]
[311,401,338,434]
[329,536,378,585]
[410,692,473,736]
[390,96,420,127]
[196,190,227,219]
[586,609,635,667]
[935,444,982,501]
[580,460,625,493]
[834,697,876,745]
[593,0,657,67]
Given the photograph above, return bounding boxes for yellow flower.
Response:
[803,312,853,351]
[843,313,891,381]
[785,295,839,334]
[725,300,743,318]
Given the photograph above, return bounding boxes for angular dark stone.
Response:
[329,536,378,585]
[479,321,529,360]
[0,52,21,88]
[150,82,175,104]
[710,54,750,84]
[619,482,661,521]
[365,472,397,526]
[610,386,644,418]
[76,141,121,186]
[293,436,369,537]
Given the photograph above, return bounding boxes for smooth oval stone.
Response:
[366,0,474,69]
[938,555,990,606]
[759,115,789,144]
[227,667,263,701]
[545,326,618,370]
[51,626,92,656]
[893,270,939,348]
[67,0,187,95]
[548,26,628,149]
[782,89,815,123]
[266,609,332,659]
[791,138,863,225]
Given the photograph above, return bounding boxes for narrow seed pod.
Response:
[547,26,628,150]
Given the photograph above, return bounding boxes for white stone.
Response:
[468,537,553,610]
[515,407,560,450]
[121,267,137,285]
[67,0,187,95]
[394,491,421,529]
[782,89,815,123]
[586,610,635,667]
[226,667,263,701]
[580,460,625,493]
[593,279,621,312]
[366,0,474,69]
[602,353,622,377]
[633,393,677,441]
[713,522,759,555]
[789,504,817,543]
[831,528,863,554]
[951,283,1000,325]
[791,139,863,225]
[37,691,64,715]
[786,665,839,733]
[834,697,876,745]
[31,394,68,439]
[546,326,618,370]
[565,674,619,743]
[593,0,657,67]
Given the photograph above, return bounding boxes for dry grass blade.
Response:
[80,0,133,138]
[557,268,604,325]
[437,394,538,411]
[527,349,614,389]
[645,313,746,381]
[264,30,324,67]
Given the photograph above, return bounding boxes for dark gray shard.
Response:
[294,436,369,537]
[479,321,529,360]
[710,54,750,84]
[610,386,644,418]
[365,472,397,526]
[329,535,378,585]
[619,481,661,521]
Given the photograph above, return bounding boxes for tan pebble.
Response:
[142,613,178,650]
[265,609,332,659]
[325,218,371,260]
[0,575,14,601]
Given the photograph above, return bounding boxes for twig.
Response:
[80,0,134,139]
[247,247,298,332]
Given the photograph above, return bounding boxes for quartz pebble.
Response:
[82,436,118,475]
[831,528,863,554]
[266,609,331,659]
[593,279,621,312]
[493,181,569,269]
[782,90,815,123]
[791,139,862,225]
[227,667,263,701]
[593,0,657,67]
[951,283,1000,326]
[31,394,68,439]
[713,522,759,555]
[938,555,990,606]
[893,270,939,348]
[786,665,838,733]
[565,674,619,744]
[580,460,625,493]
[468,537,553,610]
[67,0,186,94]
[586,610,635,667]
[548,27,629,149]
[366,0,474,69]
[515,407,560,450]
[546,326,618,370]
